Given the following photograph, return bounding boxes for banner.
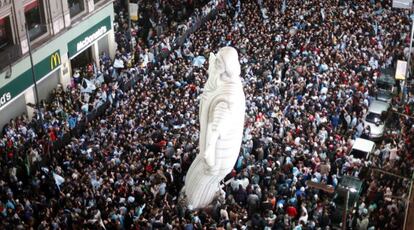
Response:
[396,60,407,80]
[392,0,412,9]
[129,3,138,21]
[53,172,65,190]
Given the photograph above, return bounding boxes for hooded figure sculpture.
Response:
[183,47,246,209]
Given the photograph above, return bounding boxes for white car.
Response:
[363,100,390,140]
[349,138,376,160]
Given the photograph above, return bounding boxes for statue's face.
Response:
[205,47,241,91]
[216,47,241,80]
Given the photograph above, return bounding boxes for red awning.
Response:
[0,17,7,26]
[24,0,39,12]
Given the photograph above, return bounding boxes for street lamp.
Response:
[403,15,414,103]
[126,0,134,56]
[25,23,46,135]
[340,187,358,230]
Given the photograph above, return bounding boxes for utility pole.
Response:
[25,24,45,136]
[404,18,414,103]
[342,189,350,230]
[126,0,134,57]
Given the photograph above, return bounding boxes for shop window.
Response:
[0,16,13,50]
[68,0,85,18]
[25,0,47,41]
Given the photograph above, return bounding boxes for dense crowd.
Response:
[1,0,414,229]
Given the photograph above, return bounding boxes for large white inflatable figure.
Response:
[183,47,246,209]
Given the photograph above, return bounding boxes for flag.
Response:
[321,8,325,21]
[373,20,378,35]
[93,62,98,75]
[192,56,206,67]
[81,78,97,93]
[53,172,65,190]
[281,0,286,14]
[113,58,124,68]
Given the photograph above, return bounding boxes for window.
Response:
[365,112,383,125]
[68,0,85,18]
[25,0,47,41]
[0,16,13,50]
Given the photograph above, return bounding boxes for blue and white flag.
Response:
[53,172,65,190]
[321,8,325,21]
[373,20,378,35]
[81,78,96,94]
[281,0,286,14]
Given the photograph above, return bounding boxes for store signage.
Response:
[67,16,111,58]
[76,26,107,52]
[50,51,61,70]
[0,50,61,109]
[0,92,11,107]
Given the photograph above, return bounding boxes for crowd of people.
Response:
[1,0,414,229]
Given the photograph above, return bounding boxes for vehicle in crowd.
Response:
[332,176,364,227]
[349,138,376,160]
[375,69,396,103]
[363,99,390,140]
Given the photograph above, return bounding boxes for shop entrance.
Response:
[70,46,94,72]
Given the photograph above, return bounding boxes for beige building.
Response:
[0,0,116,128]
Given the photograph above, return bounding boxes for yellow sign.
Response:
[50,52,61,70]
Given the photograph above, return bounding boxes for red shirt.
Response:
[287,206,298,217]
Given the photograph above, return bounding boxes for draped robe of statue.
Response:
[183,47,246,210]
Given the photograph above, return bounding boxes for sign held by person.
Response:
[396,60,407,80]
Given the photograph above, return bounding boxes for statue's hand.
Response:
[204,146,221,175]
[203,145,215,168]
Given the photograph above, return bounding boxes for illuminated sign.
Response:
[50,51,61,70]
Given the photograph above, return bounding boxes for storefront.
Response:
[67,16,112,71]
[0,50,62,127]
[0,1,115,128]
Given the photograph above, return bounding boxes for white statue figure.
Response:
[183,47,246,209]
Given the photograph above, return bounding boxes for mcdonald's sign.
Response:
[50,51,61,70]
[0,49,63,110]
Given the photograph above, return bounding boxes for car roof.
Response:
[368,100,390,114]
[352,138,375,153]
[377,77,395,85]
[378,69,396,84]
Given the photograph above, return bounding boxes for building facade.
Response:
[0,0,116,128]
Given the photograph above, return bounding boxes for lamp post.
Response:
[126,0,134,56]
[403,16,414,103]
[25,23,45,135]
[341,189,350,230]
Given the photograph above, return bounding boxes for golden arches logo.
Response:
[50,52,61,70]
